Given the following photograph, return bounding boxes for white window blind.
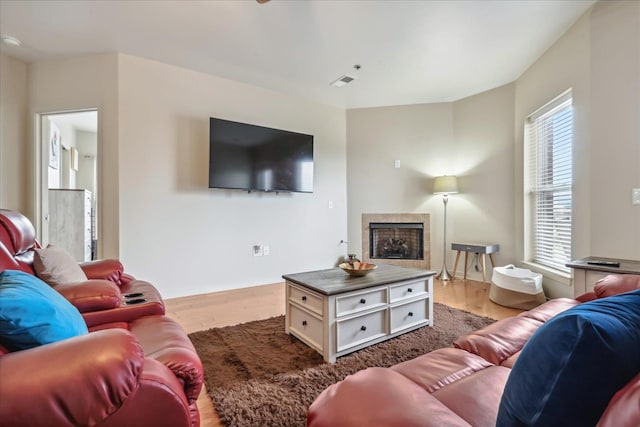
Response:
[527,91,573,272]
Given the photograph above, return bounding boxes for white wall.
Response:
[76,130,97,197]
[452,84,516,274]
[0,54,28,213]
[22,53,347,298]
[515,0,640,297]
[117,54,347,298]
[514,10,591,294]
[7,0,638,301]
[346,103,453,270]
[589,0,640,258]
[23,53,347,298]
[27,53,120,258]
[346,83,515,280]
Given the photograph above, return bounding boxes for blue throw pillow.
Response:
[0,270,88,351]
[496,288,640,427]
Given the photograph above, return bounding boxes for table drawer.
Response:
[336,309,386,352]
[288,283,323,315]
[389,279,428,303]
[288,304,323,351]
[336,288,386,317]
[390,297,429,334]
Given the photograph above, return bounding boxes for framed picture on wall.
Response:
[49,123,60,169]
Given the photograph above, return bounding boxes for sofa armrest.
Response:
[129,316,203,404]
[55,279,121,313]
[157,347,205,404]
[96,359,193,427]
[80,259,127,285]
[597,372,640,427]
[0,329,144,427]
[594,274,640,299]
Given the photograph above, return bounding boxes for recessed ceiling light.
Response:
[330,74,357,88]
[1,35,22,47]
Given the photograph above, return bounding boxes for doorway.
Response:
[38,110,99,261]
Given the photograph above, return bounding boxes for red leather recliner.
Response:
[0,210,204,427]
[0,209,165,327]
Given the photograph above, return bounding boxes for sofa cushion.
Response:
[517,297,579,323]
[391,347,493,393]
[0,270,88,351]
[33,244,88,286]
[55,280,122,313]
[453,315,542,365]
[433,366,511,427]
[307,367,472,427]
[497,289,640,427]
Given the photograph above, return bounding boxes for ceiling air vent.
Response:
[331,74,356,87]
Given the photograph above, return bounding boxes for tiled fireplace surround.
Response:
[362,213,430,270]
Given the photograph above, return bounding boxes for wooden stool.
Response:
[451,243,499,285]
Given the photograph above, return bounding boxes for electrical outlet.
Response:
[633,188,640,206]
[252,245,263,256]
[263,246,270,256]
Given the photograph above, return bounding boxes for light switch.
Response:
[394,160,401,169]
[632,188,640,205]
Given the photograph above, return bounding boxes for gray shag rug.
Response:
[188,302,495,427]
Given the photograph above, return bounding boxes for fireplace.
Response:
[369,223,424,260]
[362,213,430,270]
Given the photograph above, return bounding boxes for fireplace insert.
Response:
[369,223,424,260]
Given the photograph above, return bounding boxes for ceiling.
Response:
[51,111,98,134]
[0,0,596,109]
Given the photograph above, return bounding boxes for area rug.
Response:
[188,302,495,427]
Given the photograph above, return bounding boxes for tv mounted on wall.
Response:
[208,117,314,193]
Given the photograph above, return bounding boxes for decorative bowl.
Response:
[339,262,377,277]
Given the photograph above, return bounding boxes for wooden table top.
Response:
[451,242,500,254]
[566,256,640,275]
[282,263,435,296]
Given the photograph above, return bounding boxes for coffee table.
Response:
[283,263,435,363]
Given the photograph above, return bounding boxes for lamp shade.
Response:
[433,175,459,195]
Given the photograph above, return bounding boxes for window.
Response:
[525,90,573,273]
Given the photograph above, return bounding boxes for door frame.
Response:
[34,108,100,256]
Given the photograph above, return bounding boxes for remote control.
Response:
[587,260,620,267]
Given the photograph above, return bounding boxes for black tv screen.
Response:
[209,118,314,193]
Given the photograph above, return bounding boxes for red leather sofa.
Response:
[0,210,204,427]
[308,274,640,427]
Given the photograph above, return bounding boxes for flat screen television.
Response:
[209,117,314,193]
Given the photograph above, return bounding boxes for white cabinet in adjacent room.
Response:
[49,189,93,262]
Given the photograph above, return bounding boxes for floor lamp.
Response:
[433,175,459,281]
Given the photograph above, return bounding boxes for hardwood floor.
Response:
[434,277,523,320]
[165,277,523,427]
